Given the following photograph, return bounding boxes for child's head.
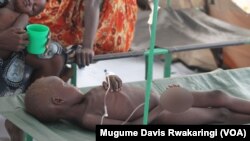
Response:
[25,76,83,122]
[13,0,46,16]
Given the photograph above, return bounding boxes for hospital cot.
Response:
[0,67,250,141]
[2,1,250,140]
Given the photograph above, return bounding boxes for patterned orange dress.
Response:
[29,0,138,54]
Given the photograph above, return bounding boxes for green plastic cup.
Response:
[26,24,50,54]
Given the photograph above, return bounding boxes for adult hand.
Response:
[0,27,29,51]
[75,45,94,68]
[102,75,123,92]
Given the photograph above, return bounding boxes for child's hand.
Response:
[102,75,122,92]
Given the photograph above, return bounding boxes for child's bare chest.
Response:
[85,86,158,121]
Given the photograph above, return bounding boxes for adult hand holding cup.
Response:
[26,24,49,54]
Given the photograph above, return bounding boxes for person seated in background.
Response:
[25,75,250,131]
[0,0,65,96]
[29,0,151,71]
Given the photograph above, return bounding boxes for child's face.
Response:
[13,0,46,16]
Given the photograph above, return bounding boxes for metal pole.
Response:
[143,0,159,125]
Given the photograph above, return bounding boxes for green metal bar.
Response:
[144,48,172,80]
[24,133,33,141]
[71,64,77,86]
[167,0,172,8]
[144,48,168,55]
[143,0,159,125]
[164,51,172,77]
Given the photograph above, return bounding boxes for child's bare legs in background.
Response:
[155,88,250,124]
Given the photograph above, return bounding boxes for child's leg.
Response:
[154,107,250,125]
[154,107,221,124]
[192,90,250,114]
[25,54,65,83]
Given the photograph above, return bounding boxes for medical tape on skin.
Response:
[148,0,160,36]
[104,69,115,76]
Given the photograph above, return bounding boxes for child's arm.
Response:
[82,106,162,131]
[13,14,29,29]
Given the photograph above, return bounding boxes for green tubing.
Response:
[143,0,159,125]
